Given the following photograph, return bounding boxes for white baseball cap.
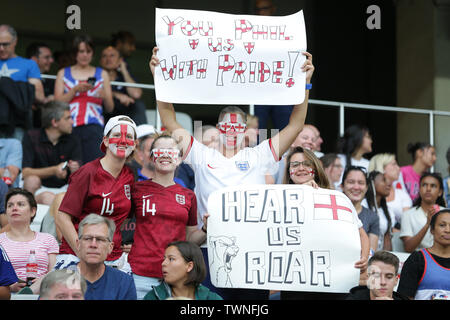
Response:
[100,115,137,153]
[136,124,157,139]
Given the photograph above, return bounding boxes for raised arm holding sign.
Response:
[150,7,313,300]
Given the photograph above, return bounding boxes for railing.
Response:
[43,74,450,150]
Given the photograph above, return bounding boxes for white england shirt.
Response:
[184,137,279,228]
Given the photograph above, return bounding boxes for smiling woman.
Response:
[128,134,207,300]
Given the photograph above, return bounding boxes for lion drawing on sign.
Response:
[209,235,239,288]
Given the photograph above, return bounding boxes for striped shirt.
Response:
[0,232,59,280]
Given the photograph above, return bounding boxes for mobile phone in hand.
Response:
[87,77,96,86]
[61,161,68,170]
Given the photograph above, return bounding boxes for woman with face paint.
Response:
[128,134,205,300]
[280,147,370,300]
[151,46,314,300]
[54,115,137,273]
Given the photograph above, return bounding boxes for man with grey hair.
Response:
[39,269,86,300]
[0,24,45,104]
[55,214,137,300]
[22,100,82,205]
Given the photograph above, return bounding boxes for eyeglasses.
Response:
[217,122,247,134]
[79,235,110,244]
[0,42,11,48]
[290,160,314,169]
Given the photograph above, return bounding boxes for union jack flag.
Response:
[63,67,105,127]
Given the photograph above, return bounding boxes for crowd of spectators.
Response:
[1,12,449,302]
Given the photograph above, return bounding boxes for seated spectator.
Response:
[369,153,412,229]
[0,188,58,294]
[143,241,222,300]
[443,147,450,207]
[39,269,86,300]
[401,142,436,202]
[0,180,8,232]
[364,171,395,251]
[336,124,373,188]
[0,25,45,140]
[54,34,114,164]
[309,124,324,155]
[400,173,446,252]
[127,124,157,172]
[100,46,147,125]
[0,138,22,188]
[67,214,136,300]
[321,153,343,189]
[25,42,55,128]
[176,125,220,190]
[341,166,379,253]
[346,251,408,300]
[0,244,19,300]
[398,209,450,300]
[111,31,136,63]
[22,101,82,205]
[244,114,259,147]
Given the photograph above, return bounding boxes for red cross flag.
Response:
[313,193,354,223]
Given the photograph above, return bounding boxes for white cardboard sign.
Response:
[207,184,362,293]
[155,8,307,105]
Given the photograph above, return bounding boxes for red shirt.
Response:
[59,158,134,261]
[128,180,197,278]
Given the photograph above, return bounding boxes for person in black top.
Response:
[347,250,409,300]
[22,101,82,205]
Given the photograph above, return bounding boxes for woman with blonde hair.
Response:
[369,153,412,229]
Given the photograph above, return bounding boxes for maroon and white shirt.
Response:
[128,180,197,278]
[59,158,134,261]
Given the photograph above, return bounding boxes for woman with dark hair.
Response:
[400,142,436,202]
[282,146,330,188]
[364,171,395,251]
[54,34,114,164]
[337,125,372,169]
[400,173,446,253]
[281,149,370,300]
[443,147,450,207]
[143,241,222,300]
[398,209,450,300]
[341,166,380,253]
[0,188,59,293]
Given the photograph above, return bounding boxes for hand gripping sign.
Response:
[206,184,362,293]
[155,8,307,105]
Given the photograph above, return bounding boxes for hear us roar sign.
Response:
[207,184,361,293]
[155,8,307,105]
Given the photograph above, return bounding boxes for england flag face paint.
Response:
[218,113,246,149]
[107,124,135,158]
